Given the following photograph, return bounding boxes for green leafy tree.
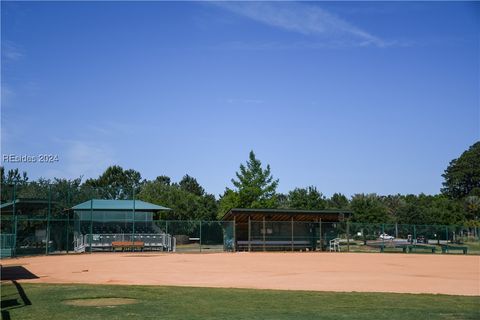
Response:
[275,193,289,209]
[442,142,480,199]
[139,178,217,221]
[327,193,349,209]
[464,196,480,221]
[381,194,406,222]
[84,165,143,199]
[287,186,326,210]
[154,175,171,185]
[396,194,432,225]
[350,194,390,223]
[217,189,241,218]
[423,195,465,225]
[0,167,29,185]
[179,174,205,196]
[221,151,279,213]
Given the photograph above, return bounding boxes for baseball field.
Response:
[1,252,479,319]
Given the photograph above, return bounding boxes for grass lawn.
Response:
[1,283,479,320]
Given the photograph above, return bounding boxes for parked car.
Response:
[379,233,394,240]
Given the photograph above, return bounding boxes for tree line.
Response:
[1,141,479,226]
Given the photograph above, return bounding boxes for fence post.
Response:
[381,224,385,253]
[445,225,448,244]
[233,216,236,252]
[89,199,93,253]
[346,220,350,252]
[132,188,136,245]
[319,219,322,251]
[263,216,266,252]
[199,220,202,252]
[291,217,294,252]
[248,216,251,252]
[66,210,70,254]
[66,187,70,254]
[46,184,51,255]
[12,182,17,258]
[413,225,416,248]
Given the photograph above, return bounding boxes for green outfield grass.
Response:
[1,283,479,320]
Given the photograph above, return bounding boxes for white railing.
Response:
[329,238,341,252]
[74,233,176,252]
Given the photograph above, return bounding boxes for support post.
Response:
[248,216,251,252]
[319,218,322,251]
[199,220,202,252]
[346,219,350,252]
[132,189,136,245]
[46,184,51,255]
[233,216,236,252]
[66,188,70,254]
[381,224,385,252]
[89,199,93,253]
[291,217,294,252]
[12,182,17,258]
[413,225,416,247]
[263,216,266,252]
[66,210,70,254]
[445,225,448,244]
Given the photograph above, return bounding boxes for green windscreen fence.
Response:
[0,183,479,257]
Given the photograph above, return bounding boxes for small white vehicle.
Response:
[379,233,394,240]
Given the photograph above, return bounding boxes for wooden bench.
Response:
[407,244,436,253]
[376,244,437,253]
[237,240,312,251]
[441,245,468,254]
[379,244,409,253]
[111,241,144,252]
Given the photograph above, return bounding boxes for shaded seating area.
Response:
[222,208,352,252]
[72,199,174,252]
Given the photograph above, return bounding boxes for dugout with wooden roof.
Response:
[222,208,352,251]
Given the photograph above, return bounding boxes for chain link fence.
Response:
[1,183,478,257]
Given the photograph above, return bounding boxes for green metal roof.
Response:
[0,199,53,213]
[72,199,170,211]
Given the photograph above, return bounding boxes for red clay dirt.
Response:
[1,252,479,296]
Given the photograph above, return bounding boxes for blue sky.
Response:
[1,1,479,197]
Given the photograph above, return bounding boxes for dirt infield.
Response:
[1,252,479,296]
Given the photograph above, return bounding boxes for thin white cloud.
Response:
[44,139,116,180]
[1,84,15,108]
[214,2,386,47]
[2,41,24,61]
[224,98,264,105]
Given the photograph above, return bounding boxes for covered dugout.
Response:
[72,199,173,252]
[222,208,352,251]
[0,198,68,257]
